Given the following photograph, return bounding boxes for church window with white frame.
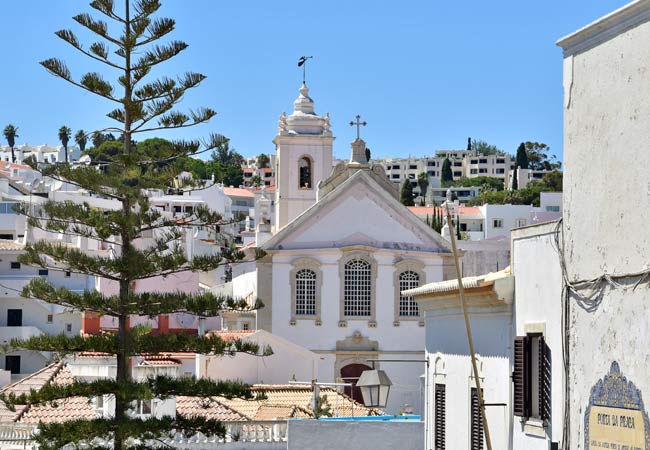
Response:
[295,269,317,316]
[344,258,372,317]
[398,270,420,317]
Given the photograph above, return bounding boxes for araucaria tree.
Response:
[58,125,72,163]
[4,2,268,449]
[3,124,19,163]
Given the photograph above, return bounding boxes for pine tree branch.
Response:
[89,0,125,24]
[0,376,255,411]
[73,13,122,46]
[21,278,264,317]
[40,59,121,104]
[35,415,230,450]
[54,29,126,70]
[8,333,272,359]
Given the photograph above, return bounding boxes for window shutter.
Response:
[513,336,530,417]
[434,384,446,450]
[471,388,484,450]
[539,336,552,422]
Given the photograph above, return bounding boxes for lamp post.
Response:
[356,369,392,408]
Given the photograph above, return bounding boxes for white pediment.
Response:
[264,171,451,253]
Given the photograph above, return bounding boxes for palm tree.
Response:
[58,125,71,163]
[3,124,19,163]
[74,129,87,153]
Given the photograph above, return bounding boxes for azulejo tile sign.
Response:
[585,362,650,450]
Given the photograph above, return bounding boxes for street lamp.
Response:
[357,369,392,408]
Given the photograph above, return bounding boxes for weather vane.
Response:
[349,114,367,140]
[297,56,313,84]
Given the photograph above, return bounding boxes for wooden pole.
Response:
[445,202,493,450]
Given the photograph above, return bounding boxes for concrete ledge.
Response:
[287,419,423,450]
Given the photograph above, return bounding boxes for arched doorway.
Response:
[340,363,372,404]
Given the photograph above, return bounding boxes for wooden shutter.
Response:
[471,388,484,450]
[539,336,552,422]
[513,335,530,417]
[434,384,446,450]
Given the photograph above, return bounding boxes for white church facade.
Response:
[245,82,456,414]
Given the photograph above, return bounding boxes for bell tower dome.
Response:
[274,83,334,230]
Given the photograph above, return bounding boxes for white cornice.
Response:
[557,0,650,56]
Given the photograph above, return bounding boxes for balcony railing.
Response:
[0,420,288,449]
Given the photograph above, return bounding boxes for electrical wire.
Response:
[549,218,650,450]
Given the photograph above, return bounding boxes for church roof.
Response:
[262,169,453,254]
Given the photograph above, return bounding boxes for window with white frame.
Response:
[515,218,527,227]
[398,271,420,317]
[134,399,152,416]
[344,258,372,317]
[295,269,317,316]
[492,219,503,229]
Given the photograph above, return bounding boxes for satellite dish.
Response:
[78,154,92,165]
[50,180,64,192]
[31,179,42,192]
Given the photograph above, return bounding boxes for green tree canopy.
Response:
[471,139,506,156]
[416,172,429,199]
[450,176,504,191]
[400,179,415,206]
[257,153,270,168]
[515,142,528,170]
[58,125,72,163]
[441,158,453,185]
[74,129,88,153]
[524,141,561,170]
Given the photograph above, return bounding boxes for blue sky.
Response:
[0,1,630,162]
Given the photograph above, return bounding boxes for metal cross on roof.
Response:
[349,115,367,140]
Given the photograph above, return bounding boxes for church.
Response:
[240,82,455,414]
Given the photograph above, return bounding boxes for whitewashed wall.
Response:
[559,4,650,449]
[511,223,564,449]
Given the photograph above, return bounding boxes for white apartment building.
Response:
[0,144,81,165]
[407,192,562,241]
[377,150,515,194]
[243,154,276,187]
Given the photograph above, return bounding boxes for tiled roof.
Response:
[223,187,254,198]
[0,362,65,422]
[3,365,381,426]
[139,357,182,366]
[403,267,511,296]
[0,240,24,251]
[175,396,247,421]
[207,330,256,342]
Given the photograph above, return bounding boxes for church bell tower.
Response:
[274,83,334,230]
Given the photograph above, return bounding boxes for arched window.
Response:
[398,271,420,317]
[295,269,316,316]
[299,157,312,189]
[344,258,372,317]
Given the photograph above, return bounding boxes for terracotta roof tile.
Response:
[206,330,256,342]
[223,187,254,198]
[176,396,247,421]
[0,240,24,251]
[6,365,381,426]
